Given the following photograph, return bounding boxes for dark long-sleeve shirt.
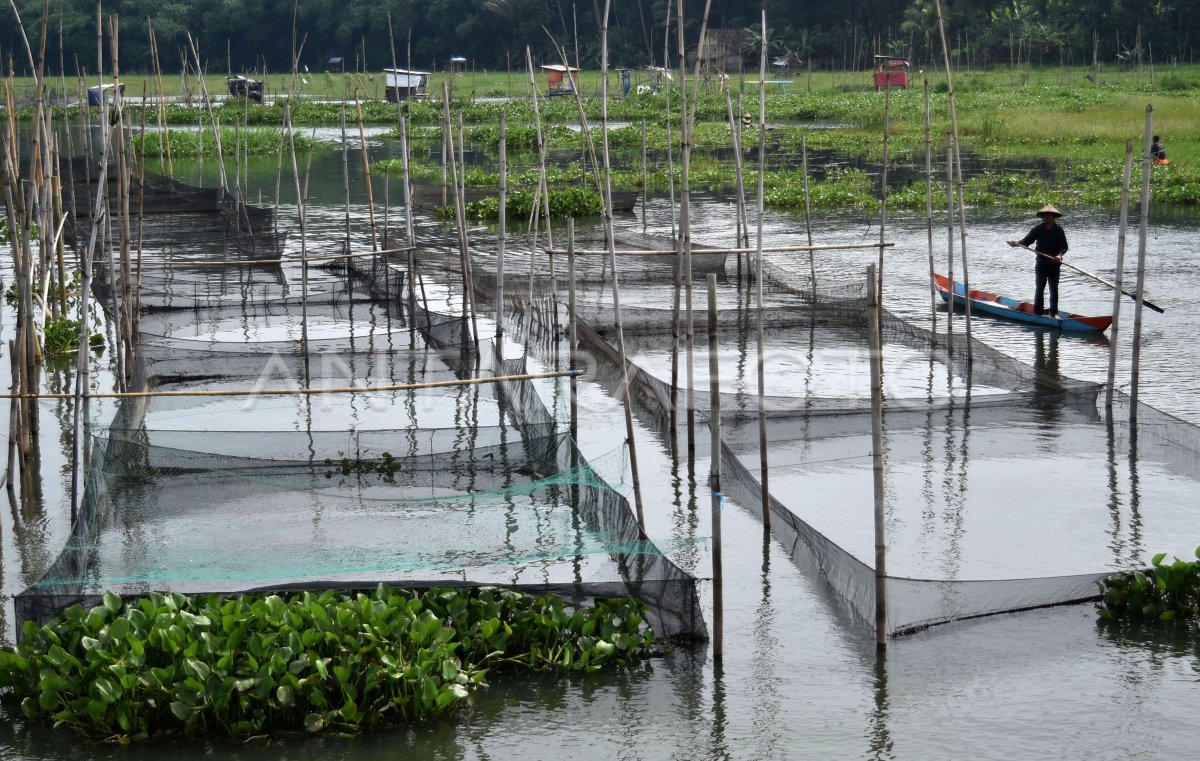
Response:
[1019,222,1068,257]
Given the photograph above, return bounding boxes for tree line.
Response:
[1,0,1195,78]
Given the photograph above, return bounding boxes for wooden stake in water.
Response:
[924,79,937,327]
[1130,106,1153,424]
[706,272,724,660]
[601,0,644,527]
[353,90,379,251]
[877,78,892,302]
[945,147,955,350]
[801,135,816,293]
[497,112,507,340]
[568,219,579,441]
[1105,141,1135,414]
[340,105,351,247]
[641,117,648,234]
[724,90,747,282]
[754,10,770,529]
[284,104,310,354]
[866,263,887,650]
[933,0,972,353]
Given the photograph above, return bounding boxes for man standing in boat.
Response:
[1008,205,1068,317]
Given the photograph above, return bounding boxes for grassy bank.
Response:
[10,65,1200,210]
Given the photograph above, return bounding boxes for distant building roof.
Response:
[540,64,580,72]
[450,56,467,63]
[383,68,431,75]
[328,57,344,64]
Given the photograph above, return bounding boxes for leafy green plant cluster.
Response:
[0,586,655,742]
[1097,548,1200,622]
[134,127,321,158]
[452,186,605,221]
[42,316,104,358]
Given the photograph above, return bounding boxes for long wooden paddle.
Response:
[1012,242,1165,314]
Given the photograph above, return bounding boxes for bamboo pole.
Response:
[706,272,723,660]
[341,105,351,247]
[754,10,770,529]
[640,117,648,234]
[497,111,507,340]
[547,242,896,256]
[663,7,680,436]
[1130,106,1153,424]
[724,90,747,282]
[569,219,579,440]
[1105,140,1135,413]
[933,0,972,352]
[867,263,887,650]
[284,104,309,354]
[801,136,815,293]
[3,371,577,400]
[353,90,380,252]
[924,79,937,327]
[441,85,479,355]
[69,87,114,523]
[456,111,481,356]
[601,0,645,527]
[945,147,955,350]
[676,0,715,458]
[877,78,891,302]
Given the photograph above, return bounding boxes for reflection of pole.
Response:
[1105,140,1135,414]
[867,264,887,650]
[1130,106,1152,424]
[706,273,723,660]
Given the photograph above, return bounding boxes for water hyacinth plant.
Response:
[1097,547,1200,622]
[134,127,322,158]
[0,586,656,742]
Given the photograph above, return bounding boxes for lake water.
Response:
[2,133,1199,759]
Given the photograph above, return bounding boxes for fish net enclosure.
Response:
[16,225,705,643]
[441,226,1200,636]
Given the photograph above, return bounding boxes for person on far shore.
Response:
[1007,205,1068,317]
[1151,135,1167,161]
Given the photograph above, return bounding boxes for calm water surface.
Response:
[2,139,1199,759]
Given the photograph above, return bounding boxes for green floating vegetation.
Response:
[440,187,605,221]
[133,127,321,158]
[1097,547,1200,623]
[0,586,655,742]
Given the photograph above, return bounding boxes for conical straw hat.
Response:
[1036,204,1063,218]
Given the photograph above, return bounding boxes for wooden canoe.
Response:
[932,273,1112,332]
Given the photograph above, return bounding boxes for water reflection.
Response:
[868,652,895,760]
[1031,330,1065,448]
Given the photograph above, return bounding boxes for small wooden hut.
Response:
[384,69,430,101]
[541,64,579,97]
[873,56,910,89]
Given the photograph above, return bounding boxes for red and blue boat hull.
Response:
[932,273,1112,333]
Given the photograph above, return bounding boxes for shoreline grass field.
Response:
[8,65,1200,211]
